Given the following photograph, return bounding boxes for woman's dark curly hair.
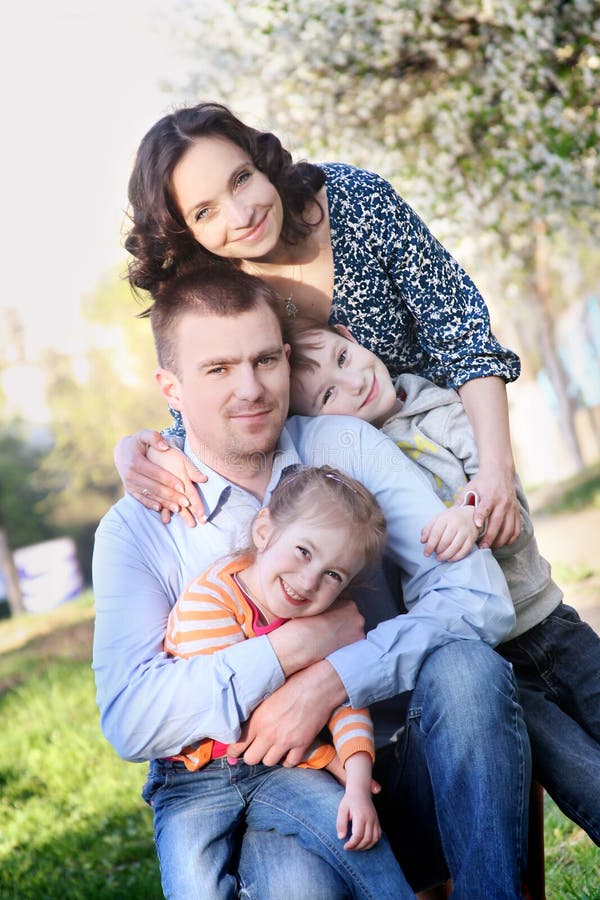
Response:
[125,102,326,296]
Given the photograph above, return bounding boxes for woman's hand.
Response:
[456,467,519,550]
[113,430,207,527]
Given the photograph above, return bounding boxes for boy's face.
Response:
[289,327,398,428]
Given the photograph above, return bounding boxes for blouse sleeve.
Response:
[354,169,520,389]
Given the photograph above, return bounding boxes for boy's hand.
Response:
[421,505,479,562]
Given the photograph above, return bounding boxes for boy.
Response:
[287,316,600,846]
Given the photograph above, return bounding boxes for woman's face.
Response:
[171,136,284,261]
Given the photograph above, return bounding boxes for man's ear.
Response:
[155,367,183,411]
[252,508,275,551]
[333,323,357,344]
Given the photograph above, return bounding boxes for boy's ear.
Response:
[155,367,183,411]
[333,323,357,344]
[252,508,275,551]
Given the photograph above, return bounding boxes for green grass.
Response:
[0,594,161,899]
[1,594,598,898]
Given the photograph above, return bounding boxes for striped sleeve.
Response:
[328,706,375,767]
[165,560,248,659]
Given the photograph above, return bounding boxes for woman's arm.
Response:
[457,376,520,549]
[114,430,206,526]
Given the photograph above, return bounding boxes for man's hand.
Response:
[268,599,365,676]
[227,660,347,767]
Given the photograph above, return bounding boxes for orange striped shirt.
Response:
[165,554,375,772]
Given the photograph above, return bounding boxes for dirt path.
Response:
[532,507,600,633]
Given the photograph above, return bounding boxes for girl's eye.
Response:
[337,349,347,368]
[325,570,343,583]
[296,546,310,559]
[322,387,334,406]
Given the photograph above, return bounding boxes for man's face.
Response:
[157,303,291,479]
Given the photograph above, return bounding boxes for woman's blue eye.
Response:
[194,208,210,222]
[337,350,347,367]
[236,171,251,187]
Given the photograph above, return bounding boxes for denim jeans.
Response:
[142,755,413,899]
[499,602,600,845]
[374,640,531,898]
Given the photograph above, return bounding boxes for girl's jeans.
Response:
[142,755,413,899]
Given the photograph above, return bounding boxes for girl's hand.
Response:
[336,789,381,851]
[421,505,479,562]
[456,467,520,550]
[113,430,206,527]
[336,752,381,850]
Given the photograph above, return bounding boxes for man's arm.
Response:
[290,417,516,708]
[92,504,363,762]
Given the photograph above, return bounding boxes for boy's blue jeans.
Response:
[142,756,413,899]
[499,601,600,845]
[143,639,531,898]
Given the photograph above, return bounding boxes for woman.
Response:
[118,101,521,548]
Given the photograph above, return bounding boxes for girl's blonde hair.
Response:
[261,465,387,570]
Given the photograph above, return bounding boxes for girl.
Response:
[117,101,521,550]
[143,465,416,899]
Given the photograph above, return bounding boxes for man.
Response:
[93,267,530,898]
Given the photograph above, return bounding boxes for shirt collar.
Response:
[184,425,302,518]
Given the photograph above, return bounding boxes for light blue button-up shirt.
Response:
[92,415,514,762]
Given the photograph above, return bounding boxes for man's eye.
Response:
[257,356,275,366]
[207,366,226,375]
[322,388,334,406]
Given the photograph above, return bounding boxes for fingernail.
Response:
[158,440,169,449]
[152,503,161,512]
[175,483,184,493]
[180,498,190,507]
[169,504,179,513]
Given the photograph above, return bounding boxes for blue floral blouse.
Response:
[324,162,520,387]
[166,163,519,437]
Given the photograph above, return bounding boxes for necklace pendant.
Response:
[285,296,298,317]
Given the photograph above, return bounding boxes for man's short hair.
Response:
[149,267,285,376]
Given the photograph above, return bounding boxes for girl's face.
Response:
[246,509,366,622]
[171,136,284,262]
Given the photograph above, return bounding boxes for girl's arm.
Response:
[457,377,520,549]
[335,752,381,851]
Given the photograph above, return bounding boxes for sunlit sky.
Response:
[3,1,190,358]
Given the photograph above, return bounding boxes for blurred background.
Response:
[0,2,599,894]
[1,0,599,614]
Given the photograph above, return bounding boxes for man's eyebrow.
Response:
[199,344,285,369]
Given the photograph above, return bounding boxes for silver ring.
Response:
[141,488,150,497]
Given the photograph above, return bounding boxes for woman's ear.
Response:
[333,323,357,344]
[252,508,275,551]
